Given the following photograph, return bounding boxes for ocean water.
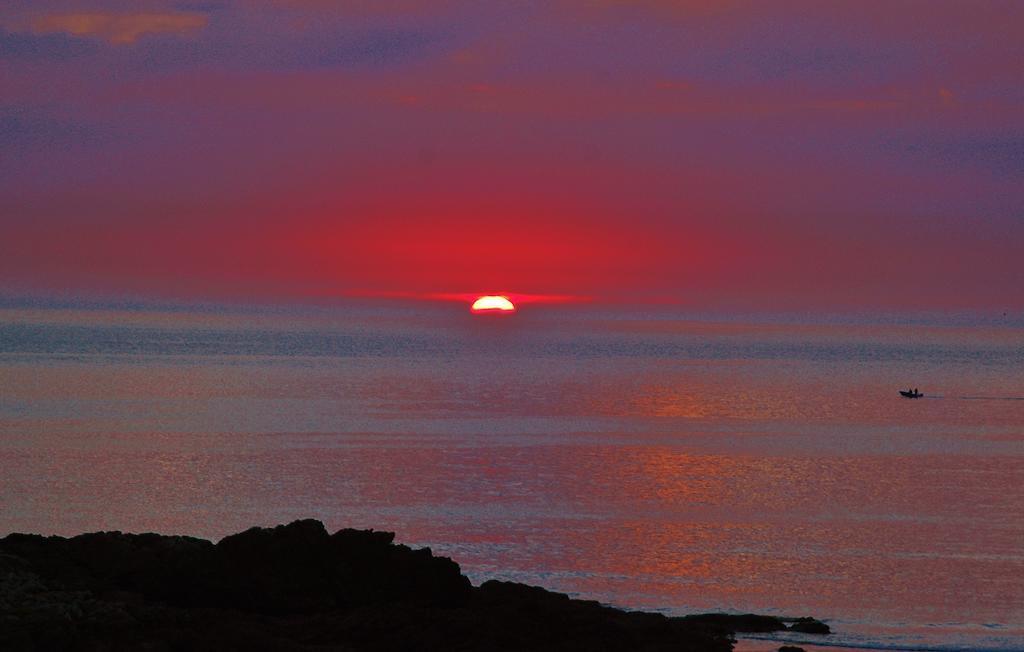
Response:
[1,302,1022,651]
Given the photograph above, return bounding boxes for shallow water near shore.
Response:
[1,301,1022,651]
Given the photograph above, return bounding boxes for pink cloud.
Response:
[32,11,207,44]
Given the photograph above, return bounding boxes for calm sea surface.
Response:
[1,303,1022,651]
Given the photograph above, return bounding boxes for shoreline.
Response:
[1,519,830,651]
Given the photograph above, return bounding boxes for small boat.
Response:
[900,390,923,398]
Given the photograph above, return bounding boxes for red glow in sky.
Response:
[1,1,1021,310]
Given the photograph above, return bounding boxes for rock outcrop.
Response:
[678,613,831,635]
[0,520,828,651]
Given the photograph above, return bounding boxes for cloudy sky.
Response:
[2,1,1022,310]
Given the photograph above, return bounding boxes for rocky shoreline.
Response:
[0,520,829,650]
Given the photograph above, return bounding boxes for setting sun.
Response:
[471,295,516,314]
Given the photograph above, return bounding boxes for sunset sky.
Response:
[2,1,1022,310]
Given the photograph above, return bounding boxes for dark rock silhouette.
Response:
[679,613,790,633]
[787,617,831,634]
[0,520,829,651]
[675,613,829,636]
[779,646,807,652]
